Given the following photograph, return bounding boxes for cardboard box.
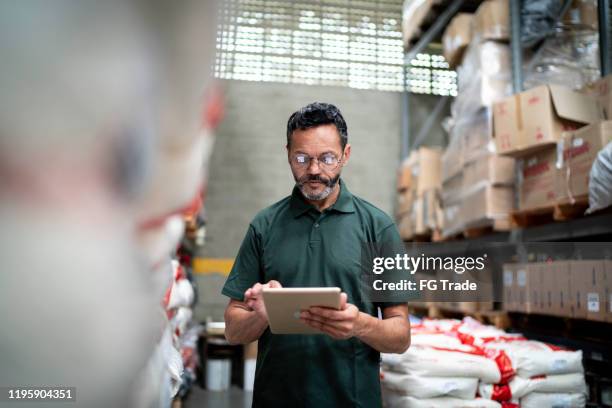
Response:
[442,141,464,183]
[463,153,516,187]
[396,189,415,218]
[594,75,612,120]
[515,264,527,313]
[584,261,608,322]
[518,146,557,211]
[402,0,434,49]
[553,261,572,318]
[460,184,514,228]
[562,0,599,30]
[474,0,509,41]
[397,159,413,191]
[413,189,441,235]
[442,13,473,69]
[404,147,442,196]
[398,213,413,241]
[540,261,555,316]
[441,201,462,238]
[526,263,542,314]
[569,260,603,319]
[441,171,463,204]
[494,85,601,156]
[502,263,517,312]
[556,121,612,204]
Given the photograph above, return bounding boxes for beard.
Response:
[295,173,341,201]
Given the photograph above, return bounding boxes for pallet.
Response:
[409,302,510,329]
[433,229,462,242]
[511,199,589,228]
[463,217,512,238]
[406,228,443,243]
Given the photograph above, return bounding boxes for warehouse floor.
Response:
[183,387,252,408]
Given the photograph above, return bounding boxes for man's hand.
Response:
[300,292,363,340]
[243,280,282,322]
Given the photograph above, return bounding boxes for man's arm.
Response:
[224,280,282,345]
[224,299,268,345]
[355,304,410,353]
[301,295,410,354]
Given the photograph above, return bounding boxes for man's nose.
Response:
[306,158,321,174]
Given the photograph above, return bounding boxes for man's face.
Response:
[287,124,351,201]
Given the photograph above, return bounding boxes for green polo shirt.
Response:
[222,179,405,408]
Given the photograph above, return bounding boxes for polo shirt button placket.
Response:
[310,216,323,245]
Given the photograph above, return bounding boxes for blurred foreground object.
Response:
[0,1,220,407]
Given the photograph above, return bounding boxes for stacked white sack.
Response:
[382,322,513,407]
[481,339,586,407]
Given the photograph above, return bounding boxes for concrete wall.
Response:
[194,79,446,321]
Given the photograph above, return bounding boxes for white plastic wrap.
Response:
[381,370,479,399]
[524,24,600,90]
[520,392,586,408]
[484,340,583,378]
[587,141,612,214]
[453,41,512,118]
[382,344,503,383]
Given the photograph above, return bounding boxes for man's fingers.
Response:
[251,282,263,294]
[302,318,345,339]
[267,280,282,288]
[339,292,348,310]
[308,307,346,321]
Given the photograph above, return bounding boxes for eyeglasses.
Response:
[291,152,343,171]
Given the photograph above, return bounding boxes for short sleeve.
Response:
[374,222,410,310]
[221,224,263,300]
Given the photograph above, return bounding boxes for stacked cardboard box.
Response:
[439,0,514,238]
[442,13,473,69]
[493,70,610,213]
[396,147,442,240]
[502,261,612,322]
[401,0,435,50]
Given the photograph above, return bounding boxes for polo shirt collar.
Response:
[289,178,356,218]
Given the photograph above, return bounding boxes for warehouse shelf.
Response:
[405,211,612,256]
[402,0,612,154]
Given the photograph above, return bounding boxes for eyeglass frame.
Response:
[289,151,345,171]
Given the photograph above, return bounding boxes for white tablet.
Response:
[262,287,342,334]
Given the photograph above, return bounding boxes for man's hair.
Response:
[286,102,348,149]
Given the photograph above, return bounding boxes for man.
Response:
[222,102,410,407]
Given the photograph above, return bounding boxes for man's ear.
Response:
[341,144,351,166]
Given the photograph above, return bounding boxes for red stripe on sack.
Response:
[491,384,512,401]
[484,349,515,384]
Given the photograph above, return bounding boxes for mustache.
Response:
[297,174,339,188]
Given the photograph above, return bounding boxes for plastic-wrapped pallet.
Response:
[524,24,600,91]
[453,41,512,119]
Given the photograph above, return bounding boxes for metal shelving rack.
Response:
[401,0,612,154]
[400,0,612,245]
[399,0,612,374]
